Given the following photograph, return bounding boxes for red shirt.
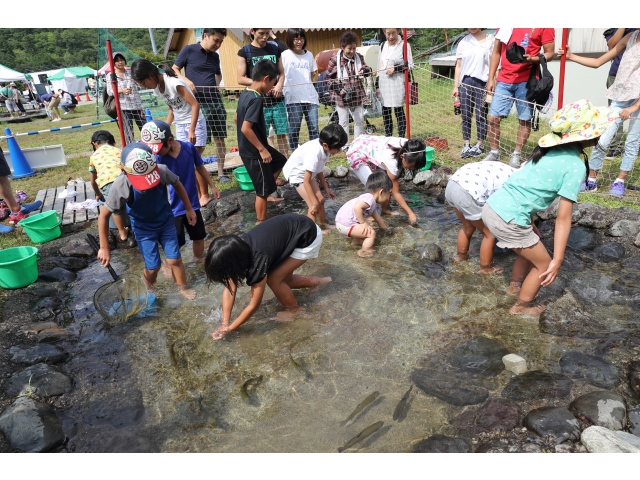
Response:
[497,28,555,84]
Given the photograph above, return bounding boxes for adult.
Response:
[11,83,27,117]
[485,28,555,168]
[106,52,145,143]
[452,28,494,158]
[48,91,62,122]
[40,92,54,120]
[282,28,319,150]
[173,28,231,183]
[376,28,413,138]
[1,83,19,118]
[58,90,74,115]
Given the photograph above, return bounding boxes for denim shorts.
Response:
[175,117,207,147]
[133,219,181,270]
[489,81,533,121]
[263,101,289,135]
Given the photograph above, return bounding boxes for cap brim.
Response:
[127,165,161,191]
[140,141,162,154]
[538,107,618,148]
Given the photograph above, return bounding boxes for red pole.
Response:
[106,39,127,147]
[403,28,411,138]
[557,28,569,109]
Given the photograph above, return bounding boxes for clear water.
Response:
[58,182,639,453]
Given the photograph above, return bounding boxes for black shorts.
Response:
[174,209,206,247]
[0,147,11,177]
[241,146,287,197]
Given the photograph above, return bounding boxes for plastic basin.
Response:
[18,210,62,244]
[233,167,255,191]
[0,246,39,289]
[420,147,436,171]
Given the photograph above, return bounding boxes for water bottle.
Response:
[453,96,461,116]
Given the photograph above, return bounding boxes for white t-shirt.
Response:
[375,137,405,177]
[455,33,495,82]
[450,159,515,204]
[282,50,319,105]
[283,139,330,184]
[154,74,205,125]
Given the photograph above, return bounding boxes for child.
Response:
[204,213,331,340]
[0,146,42,232]
[97,142,197,300]
[88,130,131,242]
[130,59,214,207]
[445,159,515,274]
[140,120,220,261]
[347,135,427,224]
[335,170,391,258]
[282,123,347,229]
[236,59,288,223]
[482,99,616,314]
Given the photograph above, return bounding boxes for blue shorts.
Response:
[175,117,207,147]
[133,219,181,270]
[489,81,533,121]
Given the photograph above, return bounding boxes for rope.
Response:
[0,118,118,140]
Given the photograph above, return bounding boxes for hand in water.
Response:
[212,325,230,340]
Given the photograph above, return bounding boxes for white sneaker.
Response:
[52,118,61,122]
[483,151,501,162]
[509,152,522,168]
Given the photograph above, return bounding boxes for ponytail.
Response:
[131,59,177,82]
[391,138,427,178]
[158,64,177,78]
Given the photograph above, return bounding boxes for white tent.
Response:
[48,67,97,95]
[0,64,26,83]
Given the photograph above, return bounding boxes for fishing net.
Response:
[93,273,149,325]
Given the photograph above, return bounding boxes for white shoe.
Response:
[509,152,522,168]
[52,118,61,122]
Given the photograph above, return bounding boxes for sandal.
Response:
[15,191,28,202]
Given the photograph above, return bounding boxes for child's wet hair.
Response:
[204,235,252,291]
[251,59,279,81]
[130,59,177,82]
[391,139,427,177]
[319,123,348,150]
[340,31,358,48]
[365,170,392,193]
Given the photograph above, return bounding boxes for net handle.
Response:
[86,234,119,281]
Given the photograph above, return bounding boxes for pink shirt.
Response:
[335,193,378,226]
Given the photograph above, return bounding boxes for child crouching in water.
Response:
[335,170,391,258]
[282,123,348,230]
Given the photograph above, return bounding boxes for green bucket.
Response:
[233,166,255,192]
[0,246,39,289]
[419,147,436,171]
[18,210,62,244]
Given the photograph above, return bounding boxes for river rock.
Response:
[322,166,332,178]
[200,204,217,224]
[577,203,612,229]
[215,199,240,217]
[569,391,626,430]
[24,282,65,298]
[628,361,640,398]
[594,242,625,263]
[502,370,573,402]
[523,407,581,443]
[411,368,489,406]
[608,219,640,238]
[5,363,72,397]
[629,407,640,436]
[454,397,520,435]
[449,336,509,377]
[566,227,596,250]
[420,243,443,262]
[30,296,61,312]
[23,322,68,343]
[60,240,95,258]
[48,256,88,271]
[413,170,436,187]
[474,440,512,453]
[559,351,621,389]
[0,397,64,452]
[567,272,634,307]
[334,165,349,178]
[537,197,560,220]
[502,354,527,374]
[539,291,610,338]
[9,344,68,365]
[581,426,640,453]
[38,267,77,284]
[413,434,471,453]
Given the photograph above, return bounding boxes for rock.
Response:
[628,407,640,436]
[608,219,640,238]
[566,227,596,250]
[449,336,509,377]
[30,297,61,312]
[577,203,612,229]
[420,243,443,262]
[38,267,77,284]
[9,344,68,365]
[200,204,217,224]
[5,363,72,397]
[581,426,640,453]
[622,256,640,269]
[403,169,414,182]
[0,397,64,452]
[23,322,68,344]
[334,165,349,178]
[322,166,332,178]
[569,391,626,430]
[523,407,581,443]
[60,240,95,258]
[454,397,520,435]
[537,197,560,220]
[502,370,573,402]
[412,170,436,187]
[628,361,640,399]
[594,242,625,262]
[215,199,240,218]
[48,256,88,271]
[559,351,621,389]
[539,291,610,338]
[635,233,640,248]
[474,440,511,453]
[502,354,527,374]
[413,434,471,453]
[411,368,489,406]
[568,271,640,307]
[24,282,65,298]
[555,444,573,453]
[326,178,341,189]
[280,186,299,201]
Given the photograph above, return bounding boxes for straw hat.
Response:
[538,99,617,148]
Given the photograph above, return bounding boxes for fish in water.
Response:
[392,385,413,422]
[340,391,379,427]
[338,421,384,453]
[241,375,263,399]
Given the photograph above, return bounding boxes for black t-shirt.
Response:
[238,41,285,106]
[174,43,222,104]
[241,214,318,286]
[237,88,267,158]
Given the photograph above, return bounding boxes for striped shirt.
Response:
[106,70,143,111]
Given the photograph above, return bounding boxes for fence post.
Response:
[403,28,411,138]
[557,28,569,109]
[106,40,127,147]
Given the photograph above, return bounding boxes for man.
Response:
[0,83,19,118]
[485,28,555,167]
[173,28,231,183]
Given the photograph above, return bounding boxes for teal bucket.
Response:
[0,246,39,289]
[233,166,255,192]
[419,147,436,171]
[18,210,62,244]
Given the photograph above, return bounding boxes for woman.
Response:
[376,28,413,138]
[282,29,320,151]
[452,28,494,159]
[107,52,145,144]
[48,91,62,122]
[58,90,74,114]
[482,100,616,315]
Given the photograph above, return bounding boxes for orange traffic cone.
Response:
[75,92,81,103]
[85,91,91,101]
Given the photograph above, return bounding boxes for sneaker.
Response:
[15,190,28,202]
[63,111,69,115]
[52,118,61,122]
[0,225,14,234]
[580,179,598,193]
[605,148,623,160]
[460,145,472,158]
[483,151,501,162]
[468,144,485,157]
[218,175,231,183]
[20,200,42,214]
[609,181,625,198]
[509,152,522,168]
[8,211,27,225]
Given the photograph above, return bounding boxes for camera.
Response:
[341,86,355,104]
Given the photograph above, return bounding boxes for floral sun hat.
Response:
[538,99,617,148]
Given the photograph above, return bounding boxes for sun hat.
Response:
[505,42,527,64]
[140,120,173,154]
[120,142,161,191]
[538,99,617,148]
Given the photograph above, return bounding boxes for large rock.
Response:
[502,371,573,402]
[537,197,560,220]
[420,243,443,263]
[200,204,217,224]
[48,256,88,271]
[594,242,625,263]
[628,361,640,399]
[559,351,621,389]
[581,426,640,453]
[215,199,240,218]
[454,397,520,435]
[23,322,68,344]
[0,397,64,452]
[449,336,509,377]
[9,344,68,365]
[569,391,626,430]
[608,219,640,238]
[5,363,72,397]
[523,407,581,443]
[411,368,489,406]
[24,282,65,298]
[629,407,640,436]
[334,165,349,178]
[539,291,611,338]
[38,267,77,284]
[60,240,95,258]
[566,272,640,307]
[566,227,596,250]
[413,170,439,188]
[322,166,332,178]
[577,203,612,229]
[413,434,471,453]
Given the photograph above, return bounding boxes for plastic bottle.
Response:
[453,95,461,116]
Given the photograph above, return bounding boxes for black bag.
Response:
[70,92,78,105]
[525,55,553,106]
[102,84,117,119]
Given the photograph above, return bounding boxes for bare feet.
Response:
[479,264,504,275]
[178,286,197,300]
[267,196,285,204]
[307,276,332,294]
[199,195,212,207]
[506,281,522,296]
[357,248,375,258]
[321,225,335,235]
[509,302,546,315]
[454,251,469,262]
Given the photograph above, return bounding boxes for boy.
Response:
[140,120,220,261]
[0,146,42,233]
[283,123,347,229]
[97,142,197,300]
[237,59,288,223]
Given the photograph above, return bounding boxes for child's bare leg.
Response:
[296,183,322,224]
[314,190,327,226]
[453,208,474,261]
[112,214,129,241]
[0,176,20,213]
[509,242,551,315]
[470,219,503,274]
[255,195,268,223]
[196,169,212,206]
[276,134,289,158]
[143,266,161,291]
[166,257,196,300]
[214,138,226,177]
[508,255,531,295]
[349,224,376,257]
[193,239,205,262]
[266,257,306,307]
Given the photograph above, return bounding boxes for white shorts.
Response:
[335,222,355,236]
[175,117,207,147]
[290,225,323,260]
[350,163,374,185]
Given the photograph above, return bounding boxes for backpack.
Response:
[102,84,117,119]
[70,92,78,105]
[526,55,554,131]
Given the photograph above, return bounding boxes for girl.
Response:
[482,99,616,315]
[130,59,214,207]
[558,31,640,198]
[204,214,332,340]
[106,52,145,144]
[347,135,427,224]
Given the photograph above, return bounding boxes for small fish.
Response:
[240,375,263,399]
[393,385,413,422]
[340,391,379,427]
[338,421,384,453]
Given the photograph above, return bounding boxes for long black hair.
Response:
[130,59,177,83]
[390,138,427,178]
[529,136,590,178]
[204,235,252,291]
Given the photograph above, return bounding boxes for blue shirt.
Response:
[605,28,638,76]
[156,141,202,216]
[174,43,222,104]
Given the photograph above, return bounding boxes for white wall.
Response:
[547,62,610,108]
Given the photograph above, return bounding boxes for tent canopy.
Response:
[0,63,26,83]
[47,66,95,81]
